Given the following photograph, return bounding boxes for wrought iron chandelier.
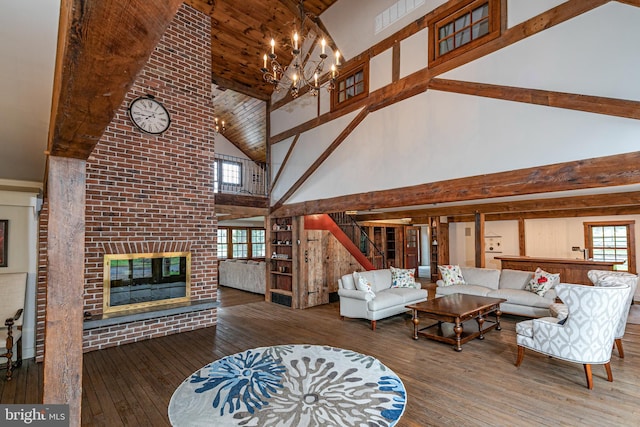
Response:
[260,0,340,98]
[214,117,226,133]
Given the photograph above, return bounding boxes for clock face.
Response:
[128,96,171,134]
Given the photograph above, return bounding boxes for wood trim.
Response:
[450,206,640,222]
[43,156,86,426]
[475,212,485,267]
[518,218,526,256]
[271,134,300,191]
[271,151,640,217]
[429,78,640,121]
[356,191,640,221]
[271,108,370,211]
[392,42,400,82]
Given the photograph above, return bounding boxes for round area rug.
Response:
[168,344,406,427]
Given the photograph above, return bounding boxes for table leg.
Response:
[412,309,419,340]
[495,308,502,331]
[477,315,485,340]
[453,319,463,351]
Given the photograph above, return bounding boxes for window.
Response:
[331,63,369,110]
[214,159,243,192]
[585,221,636,273]
[217,228,228,259]
[217,227,266,260]
[251,229,266,257]
[429,0,500,66]
[232,229,248,258]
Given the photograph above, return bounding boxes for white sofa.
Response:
[338,269,428,330]
[218,259,266,294]
[436,267,557,317]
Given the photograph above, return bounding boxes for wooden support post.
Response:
[475,212,485,268]
[518,218,526,256]
[43,156,86,427]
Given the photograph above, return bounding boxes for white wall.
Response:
[215,133,250,159]
[271,2,640,207]
[0,189,41,359]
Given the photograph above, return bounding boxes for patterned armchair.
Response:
[550,270,638,358]
[515,283,628,389]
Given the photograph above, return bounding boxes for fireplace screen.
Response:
[103,252,191,313]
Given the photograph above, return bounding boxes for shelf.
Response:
[272,244,292,247]
[271,272,292,277]
[271,258,292,262]
[270,288,292,296]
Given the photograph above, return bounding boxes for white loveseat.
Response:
[436,267,557,317]
[338,269,428,330]
[218,259,266,294]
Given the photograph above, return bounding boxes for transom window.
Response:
[331,63,369,110]
[429,0,500,66]
[585,221,636,273]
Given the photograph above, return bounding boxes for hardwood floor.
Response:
[2,287,640,426]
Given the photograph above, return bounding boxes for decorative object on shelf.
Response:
[128,95,171,135]
[272,254,289,260]
[214,117,226,134]
[260,0,340,98]
[168,344,406,426]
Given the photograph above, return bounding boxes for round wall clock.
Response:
[128,95,171,135]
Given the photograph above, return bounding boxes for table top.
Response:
[406,294,506,317]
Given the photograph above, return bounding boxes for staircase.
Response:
[328,212,386,269]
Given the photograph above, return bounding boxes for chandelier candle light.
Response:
[214,117,225,133]
[261,1,340,98]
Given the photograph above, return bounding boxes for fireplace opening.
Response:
[103,252,191,313]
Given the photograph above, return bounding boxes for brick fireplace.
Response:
[36,4,217,358]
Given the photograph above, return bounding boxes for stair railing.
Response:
[328,212,386,269]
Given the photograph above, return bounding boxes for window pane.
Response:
[472,4,489,21]
[221,161,241,185]
[440,39,453,54]
[217,229,228,259]
[472,21,489,38]
[439,22,454,39]
[355,81,364,95]
[455,14,470,31]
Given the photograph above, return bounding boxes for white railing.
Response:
[214,154,268,196]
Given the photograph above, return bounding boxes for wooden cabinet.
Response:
[266,217,298,308]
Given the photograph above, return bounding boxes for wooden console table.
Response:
[495,256,622,285]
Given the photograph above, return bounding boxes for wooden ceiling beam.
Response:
[215,193,269,208]
[271,151,640,217]
[47,0,184,160]
[447,205,640,223]
[354,191,640,221]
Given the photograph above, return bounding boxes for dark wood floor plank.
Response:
[2,287,640,427]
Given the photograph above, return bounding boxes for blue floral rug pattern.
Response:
[168,344,406,426]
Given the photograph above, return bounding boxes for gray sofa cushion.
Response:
[460,267,500,290]
[499,269,534,290]
[488,288,552,308]
[367,290,405,311]
[358,269,393,293]
[436,284,491,297]
[341,273,356,290]
[386,287,428,303]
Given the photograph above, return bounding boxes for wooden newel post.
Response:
[43,156,86,427]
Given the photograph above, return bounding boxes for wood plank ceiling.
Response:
[186,0,339,163]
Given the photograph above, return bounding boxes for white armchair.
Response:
[550,270,638,358]
[0,273,27,380]
[515,283,628,389]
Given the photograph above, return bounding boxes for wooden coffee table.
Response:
[406,294,507,351]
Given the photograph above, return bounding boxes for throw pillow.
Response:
[525,267,560,297]
[558,316,568,326]
[353,272,376,297]
[390,266,417,288]
[437,265,465,286]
